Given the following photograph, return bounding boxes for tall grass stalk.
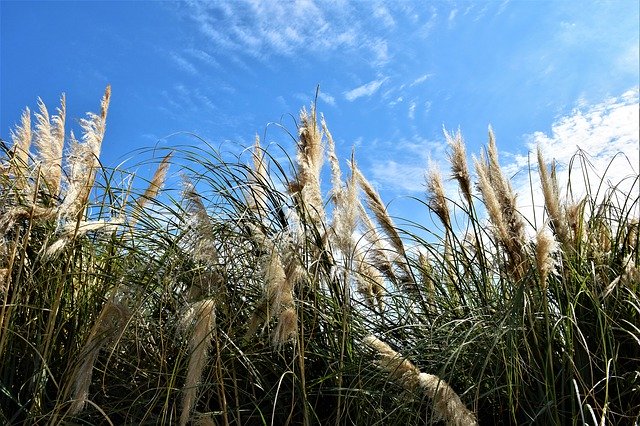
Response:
[1,88,637,425]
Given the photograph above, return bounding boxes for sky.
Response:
[1,0,639,226]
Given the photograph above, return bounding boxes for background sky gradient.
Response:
[1,0,638,223]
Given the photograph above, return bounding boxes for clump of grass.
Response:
[1,87,637,425]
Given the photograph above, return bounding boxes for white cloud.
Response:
[496,0,510,16]
[617,42,640,75]
[186,0,359,60]
[365,135,445,192]
[370,160,426,192]
[292,91,336,108]
[185,48,221,69]
[373,3,395,28]
[417,6,438,38]
[369,38,390,65]
[506,88,640,228]
[448,9,458,26]
[408,101,416,120]
[344,78,387,101]
[388,96,403,107]
[410,74,432,87]
[318,92,336,107]
[170,52,198,75]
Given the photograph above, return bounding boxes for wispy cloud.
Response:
[318,92,336,107]
[369,160,426,192]
[373,3,396,28]
[170,52,198,75]
[293,90,336,108]
[344,78,387,101]
[448,9,458,27]
[185,48,221,69]
[408,101,416,120]
[388,96,403,107]
[369,38,390,65]
[185,0,358,59]
[417,5,438,38]
[617,42,640,75]
[410,74,433,87]
[182,0,443,72]
[366,135,445,192]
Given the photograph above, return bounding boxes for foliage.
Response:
[0,89,638,425]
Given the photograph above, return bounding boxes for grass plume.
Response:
[1,87,637,425]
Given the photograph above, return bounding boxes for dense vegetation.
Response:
[1,87,638,425]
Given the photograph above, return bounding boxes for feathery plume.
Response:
[354,251,385,310]
[60,86,111,219]
[537,147,570,247]
[182,176,217,263]
[324,116,343,204]
[247,135,270,217]
[34,95,65,197]
[474,155,509,246]
[354,165,406,260]
[486,131,523,227]
[9,108,32,190]
[292,106,325,224]
[44,218,124,259]
[535,227,558,290]
[180,299,216,426]
[358,202,398,284]
[474,149,525,281]
[417,373,479,426]
[418,252,437,314]
[136,152,172,211]
[486,131,526,266]
[426,164,451,229]
[268,244,299,347]
[565,199,585,247]
[328,141,358,254]
[486,127,506,193]
[181,176,223,301]
[0,204,57,235]
[128,152,172,226]
[67,299,129,415]
[364,335,478,426]
[445,128,473,208]
[272,306,297,347]
[265,249,290,312]
[0,268,8,295]
[244,223,299,346]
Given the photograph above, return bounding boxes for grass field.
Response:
[1,87,638,425]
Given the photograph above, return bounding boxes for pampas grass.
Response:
[292,105,325,225]
[34,94,65,198]
[364,335,478,426]
[66,298,130,415]
[9,108,33,192]
[535,227,558,289]
[538,147,571,247]
[1,87,637,425]
[180,299,217,426]
[59,86,110,220]
[445,128,473,208]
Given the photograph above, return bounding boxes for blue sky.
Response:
[1,1,638,222]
